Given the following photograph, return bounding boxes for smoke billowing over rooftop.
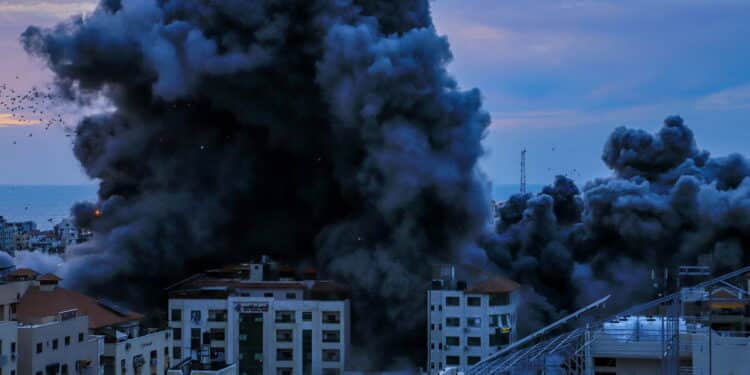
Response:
[21,0,490,366]
[484,115,750,331]
[19,0,750,369]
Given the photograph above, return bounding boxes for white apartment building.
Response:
[100,327,171,375]
[167,257,351,375]
[0,219,18,253]
[427,265,520,374]
[53,219,78,248]
[0,270,170,375]
[0,268,36,321]
[0,321,18,375]
[17,313,102,375]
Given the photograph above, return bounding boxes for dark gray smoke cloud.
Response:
[21,0,490,367]
[485,115,750,329]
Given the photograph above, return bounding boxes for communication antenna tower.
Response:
[520,149,527,193]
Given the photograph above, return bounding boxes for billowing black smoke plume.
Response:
[484,115,750,331]
[21,0,490,367]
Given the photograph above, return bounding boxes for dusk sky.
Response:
[1,0,749,186]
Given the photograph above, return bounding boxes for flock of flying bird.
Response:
[0,76,69,144]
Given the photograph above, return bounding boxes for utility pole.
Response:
[520,149,527,194]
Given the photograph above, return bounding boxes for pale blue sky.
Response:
[1,0,749,185]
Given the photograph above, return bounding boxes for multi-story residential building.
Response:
[1,270,171,375]
[0,321,18,375]
[0,268,37,321]
[17,313,102,375]
[167,256,351,375]
[0,217,19,253]
[53,219,79,248]
[427,265,520,374]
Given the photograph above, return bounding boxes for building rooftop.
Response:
[16,283,143,329]
[38,273,62,282]
[8,268,38,279]
[167,258,351,300]
[465,276,521,294]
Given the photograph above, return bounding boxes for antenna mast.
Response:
[520,149,527,193]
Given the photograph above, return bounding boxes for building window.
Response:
[190,328,201,349]
[36,343,42,353]
[467,296,481,306]
[61,364,68,375]
[52,339,58,350]
[210,328,225,341]
[275,311,295,323]
[594,357,617,367]
[10,342,15,353]
[446,317,460,327]
[489,331,510,347]
[276,329,293,342]
[277,348,293,361]
[468,336,481,346]
[64,336,70,346]
[264,292,274,297]
[173,347,182,359]
[430,324,435,330]
[438,323,442,330]
[466,317,481,328]
[438,343,443,350]
[285,292,296,299]
[439,305,442,311]
[171,308,182,321]
[468,356,481,365]
[446,356,460,365]
[446,336,459,346]
[78,333,84,342]
[208,309,227,322]
[190,310,201,322]
[322,311,340,324]
[302,311,312,321]
[489,293,510,306]
[277,368,293,375]
[322,349,340,362]
[173,327,182,340]
[445,296,460,306]
[430,305,434,311]
[210,347,225,362]
[490,314,500,327]
[322,369,340,375]
[322,330,340,343]
[431,343,435,349]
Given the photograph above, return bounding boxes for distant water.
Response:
[0,185,98,230]
[0,184,534,231]
[492,184,544,202]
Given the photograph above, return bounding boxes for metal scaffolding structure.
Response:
[467,264,750,375]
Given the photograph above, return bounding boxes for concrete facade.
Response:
[167,257,351,375]
[426,265,520,375]
[169,295,350,375]
[17,315,102,375]
[102,329,172,375]
[427,288,519,373]
[0,321,18,375]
